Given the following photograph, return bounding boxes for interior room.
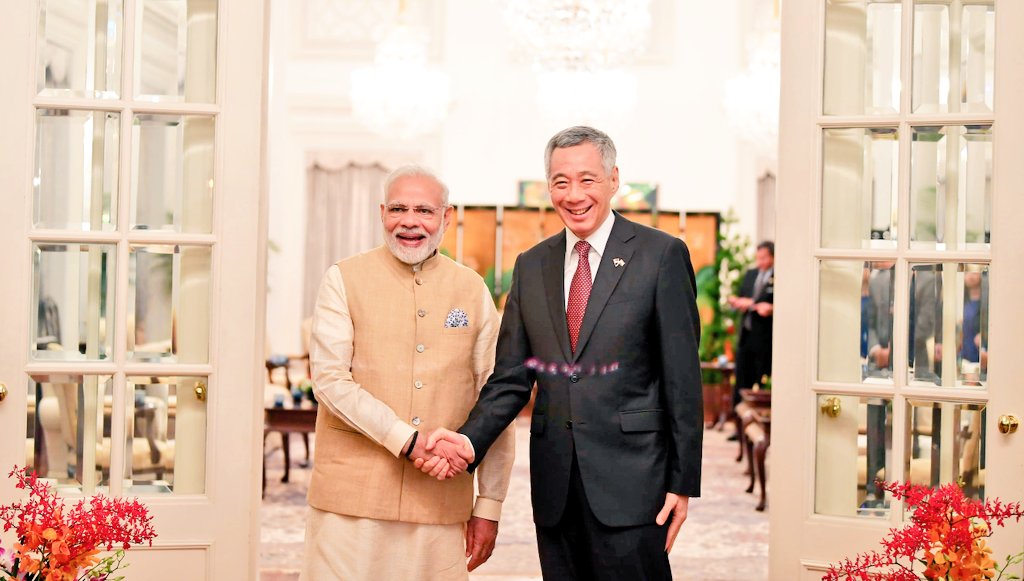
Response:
[258,1,777,579]
[5,0,1023,580]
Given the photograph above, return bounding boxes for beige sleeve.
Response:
[472,286,516,521]
[309,265,415,458]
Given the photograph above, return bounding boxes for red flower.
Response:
[825,481,1023,580]
[0,466,157,580]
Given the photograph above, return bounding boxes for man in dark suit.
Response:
[417,126,703,580]
[728,241,775,406]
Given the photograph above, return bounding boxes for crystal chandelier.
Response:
[504,0,651,119]
[350,4,450,140]
[724,6,780,160]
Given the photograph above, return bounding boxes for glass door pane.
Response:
[34,109,120,232]
[905,401,986,499]
[37,0,123,98]
[129,245,212,363]
[908,263,988,388]
[824,0,902,115]
[27,373,113,492]
[821,127,899,249]
[123,376,207,494]
[131,114,215,233]
[816,395,893,517]
[910,125,992,250]
[135,0,218,103]
[31,243,116,360]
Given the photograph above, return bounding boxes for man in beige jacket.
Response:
[300,165,515,580]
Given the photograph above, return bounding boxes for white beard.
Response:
[385,227,445,265]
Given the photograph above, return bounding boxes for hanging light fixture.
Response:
[350,0,450,139]
[504,0,652,119]
[724,0,781,160]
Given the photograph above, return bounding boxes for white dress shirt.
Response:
[563,210,616,308]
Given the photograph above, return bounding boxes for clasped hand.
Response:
[405,428,475,480]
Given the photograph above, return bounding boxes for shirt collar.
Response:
[565,210,615,261]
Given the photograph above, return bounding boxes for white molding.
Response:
[289,0,445,62]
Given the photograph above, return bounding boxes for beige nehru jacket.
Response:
[307,246,515,525]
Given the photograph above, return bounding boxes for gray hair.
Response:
[384,164,450,206]
[544,126,617,178]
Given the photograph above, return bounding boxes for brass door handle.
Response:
[820,397,841,418]
[0,382,7,403]
[194,381,207,402]
[998,414,1019,435]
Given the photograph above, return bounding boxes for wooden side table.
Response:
[700,361,736,430]
[263,405,317,496]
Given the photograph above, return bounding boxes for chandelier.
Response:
[724,6,780,160]
[504,0,651,119]
[350,4,450,140]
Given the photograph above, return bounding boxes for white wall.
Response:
[266,0,763,354]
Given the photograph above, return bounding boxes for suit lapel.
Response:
[541,232,572,362]
[572,214,636,363]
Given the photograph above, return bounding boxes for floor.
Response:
[259,423,768,581]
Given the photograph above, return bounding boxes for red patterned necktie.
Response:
[567,240,593,353]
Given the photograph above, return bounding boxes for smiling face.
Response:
[547,142,619,240]
[380,174,453,265]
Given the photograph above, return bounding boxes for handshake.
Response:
[404,428,476,480]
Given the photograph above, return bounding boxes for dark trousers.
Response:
[734,333,772,406]
[535,453,673,581]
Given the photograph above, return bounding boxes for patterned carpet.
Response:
[259,423,768,581]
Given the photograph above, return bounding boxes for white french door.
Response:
[0,0,267,578]
[772,0,1024,578]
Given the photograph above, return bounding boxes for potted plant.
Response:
[0,467,156,580]
[826,480,1024,580]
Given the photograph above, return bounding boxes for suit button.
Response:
[414,380,423,389]
[412,417,422,426]
[569,373,580,383]
[565,420,573,429]
[417,309,426,317]
[415,278,423,285]
[416,344,425,353]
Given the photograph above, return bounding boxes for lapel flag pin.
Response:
[613,258,625,268]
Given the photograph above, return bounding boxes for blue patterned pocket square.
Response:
[444,308,470,328]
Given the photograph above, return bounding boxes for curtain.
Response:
[303,161,389,317]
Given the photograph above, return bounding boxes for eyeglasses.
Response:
[385,203,447,218]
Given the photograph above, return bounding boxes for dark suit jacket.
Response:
[738,267,774,352]
[459,213,703,528]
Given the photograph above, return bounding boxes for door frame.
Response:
[771,0,1024,578]
[0,0,269,578]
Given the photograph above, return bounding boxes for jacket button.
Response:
[417,309,426,317]
[565,420,573,429]
[415,278,423,285]
[416,344,425,353]
[414,380,423,389]
[412,417,422,426]
[569,373,580,383]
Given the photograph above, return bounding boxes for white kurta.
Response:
[301,508,468,581]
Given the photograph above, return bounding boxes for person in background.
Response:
[728,241,775,432]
